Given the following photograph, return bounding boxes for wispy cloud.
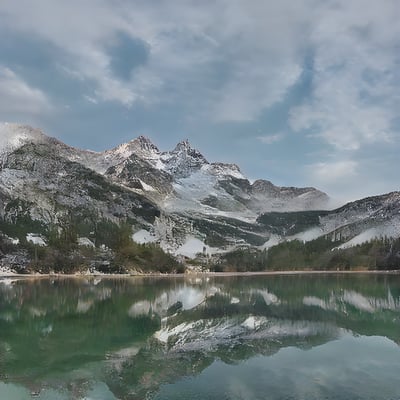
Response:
[289,0,399,151]
[257,133,284,145]
[0,67,51,115]
[1,0,399,127]
[0,0,310,116]
[309,160,358,183]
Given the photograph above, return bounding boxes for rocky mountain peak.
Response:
[252,179,277,193]
[133,135,160,153]
[173,139,191,153]
[174,139,207,162]
[105,135,160,165]
[208,162,245,179]
[161,139,208,178]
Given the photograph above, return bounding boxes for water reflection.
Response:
[0,274,399,399]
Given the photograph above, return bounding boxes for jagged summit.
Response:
[170,139,207,161]
[173,138,188,150]
[207,162,245,179]
[132,135,160,153]
[172,139,193,152]
[161,139,208,178]
[108,135,159,158]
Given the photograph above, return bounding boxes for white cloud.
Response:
[0,0,136,106]
[290,97,392,151]
[0,67,50,115]
[257,133,284,145]
[305,160,360,205]
[84,95,98,105]
[289,0,400,150]
[305,158,398,204]
[0,0,312,116]
[309,160,358,183]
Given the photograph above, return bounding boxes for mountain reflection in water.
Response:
[0,274,399,399]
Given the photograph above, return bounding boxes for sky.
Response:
[0,0,399,205]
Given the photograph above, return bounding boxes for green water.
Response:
[0,274,399,399]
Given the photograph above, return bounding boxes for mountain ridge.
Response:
[1,123,399,273]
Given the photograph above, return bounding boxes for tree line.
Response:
[213,236,400,272]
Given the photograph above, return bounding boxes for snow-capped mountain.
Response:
[102,133,329,220]
[0,124,331,254]
[321,192,400,247]
[257,191,400,249]
[2,123,399,257]
[0,124,159,229]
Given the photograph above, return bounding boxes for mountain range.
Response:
[0,123,399,269]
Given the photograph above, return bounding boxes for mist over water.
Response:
[0,274,399,399]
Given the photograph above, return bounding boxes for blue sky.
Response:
[0,0,399,205]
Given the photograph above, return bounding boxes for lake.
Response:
[0,273,399,399]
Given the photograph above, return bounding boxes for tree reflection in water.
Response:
[0,274,399,399]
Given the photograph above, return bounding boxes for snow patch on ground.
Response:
[0,266,16,276]
[132,229,157,244]
[174,236,218,258]
[260,227,324,251]
[261,234,281,250]
[292,227,324,242]
[3,235,19,245]
[26,233,46,246]
[78,237,95,247]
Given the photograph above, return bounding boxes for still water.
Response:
[0,274,399,399]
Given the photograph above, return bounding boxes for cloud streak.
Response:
[0,67,50,115]
[257,134,285,145]
[290,0,400,151]
[0,0,311,117]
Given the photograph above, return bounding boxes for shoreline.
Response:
[1,269,400,281]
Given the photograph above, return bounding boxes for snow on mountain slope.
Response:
[319,192,400,238]
[174,236,219,258]
[164,167,256,220]
[260,192,400,250]
[3,124,400,258]
[160,139,208,177]
[0,132,160,228]
[97,134,328,219]
[337,216,400,249]
[0,124,332,253]
[103,136,162,172]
